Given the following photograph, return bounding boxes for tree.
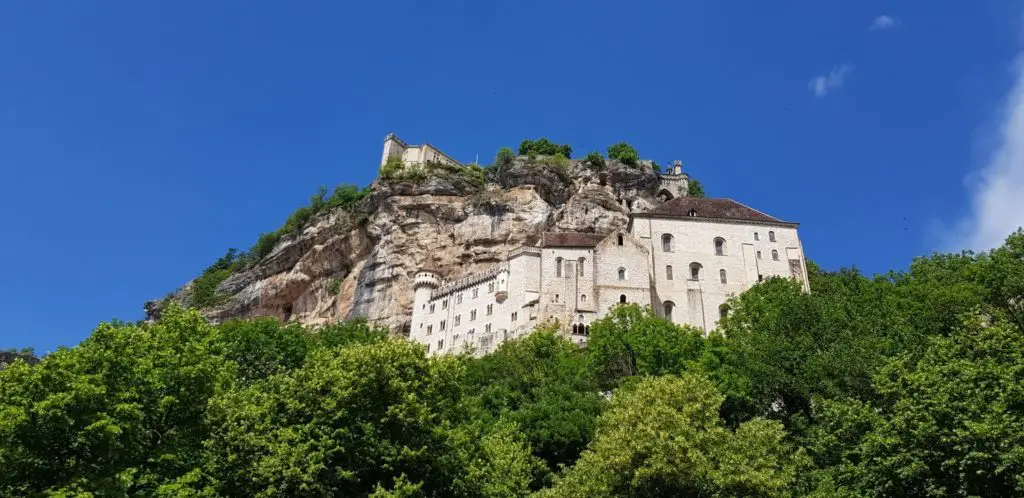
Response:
[584,151,605,169]
[211,318,309,385]
[0,306,232,496]
[586,304,708,389]
[688,178,706,198]
[464,331,604,480]
[540,374,808,497]
[496,147,515,167]
[518,138,572,158]
[808,314,1024,496]
[606,142,638,166]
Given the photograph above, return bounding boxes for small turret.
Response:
[672,160,682,175]
[410,268,442,341]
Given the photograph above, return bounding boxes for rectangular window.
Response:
[440,320,446,331]
[473,288,479,299]
[441,299,448,310]
[485,324,492,334]
[454,315,461,326]
[437,339,444,350]
[471,310,477,321]
[486,304,493,315]
[429,303,435,313]
[456,294,463,304]
[512,312,518,322]
[427,325,433,335]
[666,265,673,280]
[488,282,495,293]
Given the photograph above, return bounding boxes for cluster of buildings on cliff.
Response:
[383,133,810,357]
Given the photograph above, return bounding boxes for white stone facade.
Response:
[381,133,462,168]
[409,197,809,356]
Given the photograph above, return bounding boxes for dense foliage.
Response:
[518,138,572,158]
[688,178,706,197]
[3,230,1024,496]
[584,151,605,169]
[607,141,639,166]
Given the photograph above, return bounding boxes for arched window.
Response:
[618,267,627,280]
[572,324,579,334]
[714,237,726,256]
[554,294,560,303]
[585,325,591,335]
[580,294,587,302]
[719,304,730,319]
[689,262,702,281]
[666,265,674,280]
[757,251,762,259]
[664,301,675,321]
[556,257,563,277]
[662,234,674,252]
[769,231,776,242]
[754,232,760,241]
[620,294,627,303]
[720,269,727,284]
[578,257,586,277]
[688,209,697,217]
[617,234,624,246]
[772,249,779,261]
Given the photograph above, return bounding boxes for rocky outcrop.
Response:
[0,351,39,370]
[150,159,666,335]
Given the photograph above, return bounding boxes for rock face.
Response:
[150,158,669,335]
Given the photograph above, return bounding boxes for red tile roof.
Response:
[540,232,608,248]
[641,198,794,225]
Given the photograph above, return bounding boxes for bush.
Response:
[327,278,342,296]
[688,179,705,198]
[519,138,572,159]
[585,151,605,169]
[607,142,638,166]
[379,155,405,180]
[496,147,515,167]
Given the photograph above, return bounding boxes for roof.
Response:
[640,197,795,225]
[540,232,608,248]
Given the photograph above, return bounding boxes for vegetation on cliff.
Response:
[4,230,1024,496]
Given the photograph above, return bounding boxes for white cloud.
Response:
[870,15,899,30]
[946,54,1024,251]
[808,64,853,98]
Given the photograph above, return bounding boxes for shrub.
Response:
[607,142,638,166]
[688,179,706,198]
[496,147,515,167]
[380,155,405,180]
[327,278,342,296]
[519,138,572,158]
[585,151,605,169]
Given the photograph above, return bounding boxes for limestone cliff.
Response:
[147,158,674,335]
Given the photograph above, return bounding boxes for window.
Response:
[580,294,587,302]
[454,315,461,326]
[666,265,674,280]
[769,231,776,242]
[429,303,435,313]
[662,233,674,252]
[469,328,475,335]
[620,294,627,303]
[578,257,586,277]
[486,304,493,315]
[719,304,730,319]
[720,269,727,284]
[488,282,495,293]
[426,344,431,354]
[714,237,726,256]
[556,257,564,277]
[617,234,624,246]
[618,267,627,281]
[754,232,760,241]
[664,301,675,321]
[471,310,477,321]
[688,209,697,217]
[437,339,444,350]
[757,251,762,259]
[758,274,764,282]
[441,299,448,310]
[427,325,433,335]
[689,262,702,280]
[554,294,560,303]
[440,320,446,331]
[456,293,463,304]
[473,288,479,299]
[512,312,518,322]
[772,249,779,261]
[485,324,492,334]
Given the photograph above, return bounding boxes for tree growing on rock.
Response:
[606,142,639,166]
[518,138,572,158]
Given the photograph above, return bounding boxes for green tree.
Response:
[464,331,604,479]
[809,314,1024,496]
[0,306,232,496]
[584,151,605,169]
[587,304,708,389]
[688,178,706,197]
[541,374,808,497]
[519,138,572,158]
[496,146,515,167]
[211,318,310,385]
[606,142,638,166]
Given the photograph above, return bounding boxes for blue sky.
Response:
[1,1,1022,351]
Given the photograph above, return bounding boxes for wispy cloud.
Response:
[945,54,1024,251]
[870,15,899,30]
[808,64,854,98]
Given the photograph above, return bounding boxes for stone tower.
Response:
[657,160,690,201]
[410,268,441,340]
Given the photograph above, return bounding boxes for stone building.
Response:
[380,133,462,168]
[410,196,809,356]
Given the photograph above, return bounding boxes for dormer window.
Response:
[688,209,697,217]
